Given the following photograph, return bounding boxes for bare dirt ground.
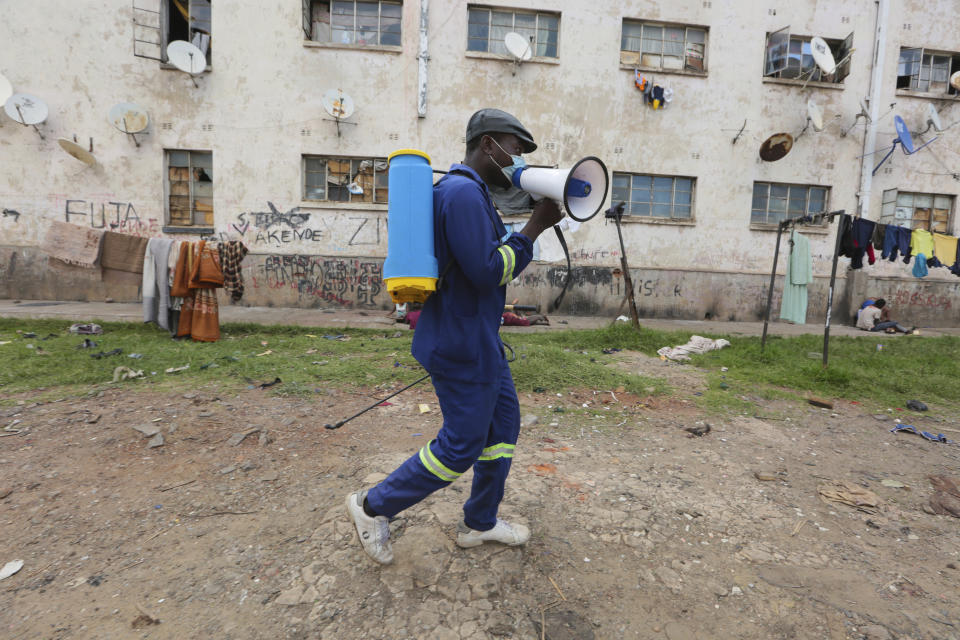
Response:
[2,352,960,640]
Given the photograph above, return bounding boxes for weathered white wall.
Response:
[1,0,958,322]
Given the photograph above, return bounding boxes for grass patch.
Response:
[0,318,666,402]
[1,319,956,412]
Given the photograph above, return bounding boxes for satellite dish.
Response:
[894,115,917,153]
[321,89,355,120]
[108,102,149,147]
[4,93,48,139]
[810,37,837,75]
[4,93,48,125]
[0,73,12,106]
[759,133,793,161]
[872,114,937,174]
[504,32,533,61]
[167,41,206,74]
[926,103,943,133]
[108,103,149,134]
[951,70,960,92]
[807,100,824,132]
[57,138,97,166]
[321,89,357,137]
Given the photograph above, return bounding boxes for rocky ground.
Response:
[2,351,960,640]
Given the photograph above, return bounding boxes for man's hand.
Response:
[520,199,563,241]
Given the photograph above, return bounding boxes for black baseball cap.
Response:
[465,108,537,153]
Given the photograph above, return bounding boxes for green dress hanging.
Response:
[780,229,812,324]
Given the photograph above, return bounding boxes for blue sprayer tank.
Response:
[383,149,438,303]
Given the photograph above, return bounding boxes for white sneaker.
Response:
[456,519,530,548]
[345,490,393,564]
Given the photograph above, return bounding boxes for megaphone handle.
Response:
[549,226,571,312]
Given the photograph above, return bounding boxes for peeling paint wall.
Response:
[1,1,958,324]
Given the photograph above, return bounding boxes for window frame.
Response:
[750,182,830,227]
[619,19,708,75]
[164,149,214,230]
[304,0,403,48]
[896,47,960,96]
[611,172,697,223]
[879,188,954,233]
[763,27,852,85]
[301,155,390,206]
[466,5,560,60]
[161,0,212,68]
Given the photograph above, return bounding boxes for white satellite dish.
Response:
[57,137,97,166]
[926,103,943,133]
[504,32,533,62]
[4,93,48,139]
[108,102,149,134]
[951,70,960,92]
[321,89,355,120]
[167,40,206,87]
[4,93,47,125]
[108,102,149,147]
[321,89,357,136]
[807,100,824,132]
[0,73,12,106]
[810,37,837,75]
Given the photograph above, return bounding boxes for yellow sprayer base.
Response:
[386,276,438,304]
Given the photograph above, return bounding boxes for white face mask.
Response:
[487,137,527,183]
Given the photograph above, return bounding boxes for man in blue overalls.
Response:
[346,109,563,564]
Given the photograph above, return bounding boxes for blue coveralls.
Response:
[366,163,535,531]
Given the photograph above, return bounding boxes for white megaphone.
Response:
[511,157,609,222]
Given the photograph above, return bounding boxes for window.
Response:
[880,189,953,233]
[166,150,213,227]
[467,7,559,58]
[165,0,211,62]
[897,48,960,94]
[751,182,828,225]
[620,20,706,72]
[611,173,695,220]
[304,1,401,46]
[303,156,388,204]
[764,27,851,83]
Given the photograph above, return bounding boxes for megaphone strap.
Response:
[549,226,572,313]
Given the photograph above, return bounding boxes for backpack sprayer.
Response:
[324,149,609,430]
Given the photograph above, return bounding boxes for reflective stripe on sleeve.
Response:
[477,442,515,461]
[418,440,462,482]
[497,245,516,286]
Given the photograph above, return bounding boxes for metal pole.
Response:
[760,221,786,352]
[614,211,640,330]
[822,211,846,368]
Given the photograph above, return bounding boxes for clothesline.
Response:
[761,209,846,368]
[839,214,960,279]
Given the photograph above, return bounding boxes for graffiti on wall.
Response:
[250,255,383,307]
[216,202,384,248]
[2,208,20,222]
[891,289,952,311]
[63,198,159,236]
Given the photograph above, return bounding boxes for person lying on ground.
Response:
[856,298,915,334]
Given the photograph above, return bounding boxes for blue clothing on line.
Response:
[882,225,912,263]
[912,253,929,278]
[850,218,875,269]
